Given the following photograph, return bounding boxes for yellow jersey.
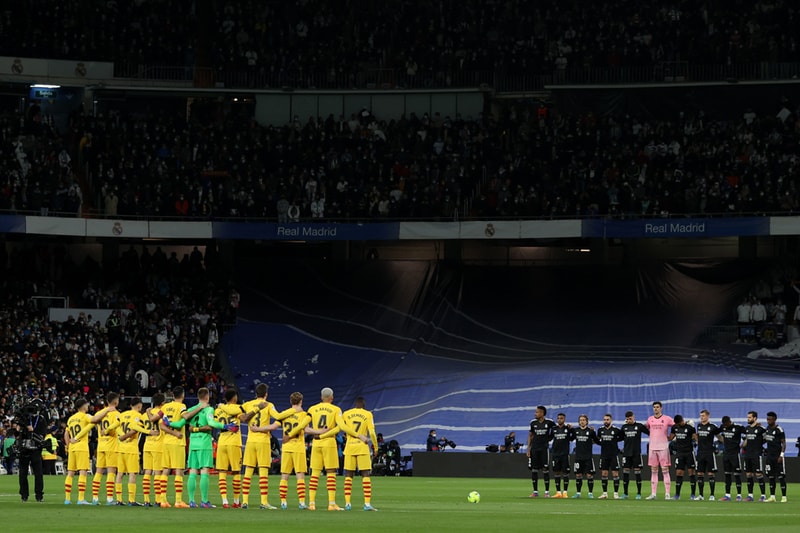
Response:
[143,407,164,451]
[161,400,187,445]
[66,411,94,452]
[307,402,344,449]
[242,399,293,444]
[97,410,120,453]
[342,407,377,455]
[215,403,246,446]
[281,410,312,454]
[118,409,148,454]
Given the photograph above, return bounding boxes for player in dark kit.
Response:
[742,411,767,502]
[596,414,623,499]
[571,414,598,499]
[669,415,696,500]
[549,413,574,498]
[526,405,555,497]
[693,409,721,500]
[620,410,649,499]
[763,411,787,503]
[718,416,746,501]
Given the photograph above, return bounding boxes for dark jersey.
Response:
[550,425,574,456]
[763,425,785,458]
[720,424,746,456]
[620,422,649,456]
[529,418,556,451]
[743,425,766,458]
[573,427,598,460]
[695,422,721,455]
[596,425,623,457]
[670,424,695,454]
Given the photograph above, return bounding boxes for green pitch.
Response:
[1,475,798,532]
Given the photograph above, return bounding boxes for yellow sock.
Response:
[363,477,372,505]
[92,472,103,500]
[128,483,137,502]
[308,473,319,505]
[157,475,167,503]
[327,473,337,504]
[219,472,228,502]
[78,474,87,501]
[106,473,115,501]
[344,476,352,505]
[65,475,73,501]
[175,475,184,502]
[242,467,254,506]
[279,479,288,503]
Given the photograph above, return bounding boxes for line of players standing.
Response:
[526,405,788,502]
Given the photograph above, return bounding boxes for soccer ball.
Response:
[686,419,695,427]
[467,491,481,503]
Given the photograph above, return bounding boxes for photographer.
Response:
[13,398,51,503]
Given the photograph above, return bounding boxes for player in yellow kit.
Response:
[214,389,256,508]
[241,383,291,509]
[64,398,117,505]
[340,397,379,511]
[116,397,157,505]
[142,392,167,507]
[279,392,314,510]
[160,386,208,508]
[93,392,121,505]
[306,387,366,511]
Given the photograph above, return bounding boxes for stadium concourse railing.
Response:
[114,61,800,91]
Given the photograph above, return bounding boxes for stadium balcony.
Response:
[110,61,800,91]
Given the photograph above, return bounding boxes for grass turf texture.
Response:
[2,475,799,532]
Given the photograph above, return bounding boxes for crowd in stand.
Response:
[0,241,235,440]
[3,95,800,221]
[4,98,800,220]
[211,0,800,88]
[0,0,193,67]
[0,104,85,216]
[2,1,800,88]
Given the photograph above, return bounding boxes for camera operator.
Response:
[501,431,522,453]
[13,398,52,502]
[426,429,456,452]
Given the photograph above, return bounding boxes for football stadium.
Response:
[1,1,800,531]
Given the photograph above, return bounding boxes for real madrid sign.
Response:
[85,219,148,238]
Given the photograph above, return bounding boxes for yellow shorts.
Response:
[280,451,308,475]
[143,449,162,471]
[216,445,242,472]
[310,445,339,472]
[344,454,372,472]
[242,442,271,468]
[96,449,118,470]
[68,450,91,472]
[162,444,186,470]
[118,452,140,474]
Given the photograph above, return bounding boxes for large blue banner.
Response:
[0,215,25,233]
[582,217,769,238]
[212,221,401,240]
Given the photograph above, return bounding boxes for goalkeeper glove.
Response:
[162,416,171,427]
[225,423,239,433]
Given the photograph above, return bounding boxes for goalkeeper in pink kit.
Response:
[645,401,674,499]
